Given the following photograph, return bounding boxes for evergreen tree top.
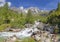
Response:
[57,2,60,11]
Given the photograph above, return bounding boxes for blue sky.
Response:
[5,0,60,10]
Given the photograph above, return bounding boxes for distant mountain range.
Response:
[10,7,50,14]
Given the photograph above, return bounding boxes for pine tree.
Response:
[3,2,10,24]
[25,9,33,24]
[57,2,60,11]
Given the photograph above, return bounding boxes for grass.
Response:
[57,34,60,39]
[0,37,5,42]
[16,37,35,42]
[0,24,10,31]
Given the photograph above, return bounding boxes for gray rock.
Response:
[25,24,33,28]
[5,35,17,42]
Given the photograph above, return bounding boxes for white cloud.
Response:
[0,0,6,7]
[0,3,4,7]
[19,6,24,10]
[0,0,5,2]
[8,2,11,7]
[0,0,11,7]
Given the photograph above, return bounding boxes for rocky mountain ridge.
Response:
[10,7,49,14]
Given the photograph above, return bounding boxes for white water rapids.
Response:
[0,21,40,38]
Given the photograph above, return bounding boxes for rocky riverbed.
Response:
[0,21,60,42]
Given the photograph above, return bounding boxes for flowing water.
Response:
[0,21,40,38]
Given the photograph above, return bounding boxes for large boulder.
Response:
[37,22,44,30]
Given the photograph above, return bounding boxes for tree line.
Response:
[0,2,60,33]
